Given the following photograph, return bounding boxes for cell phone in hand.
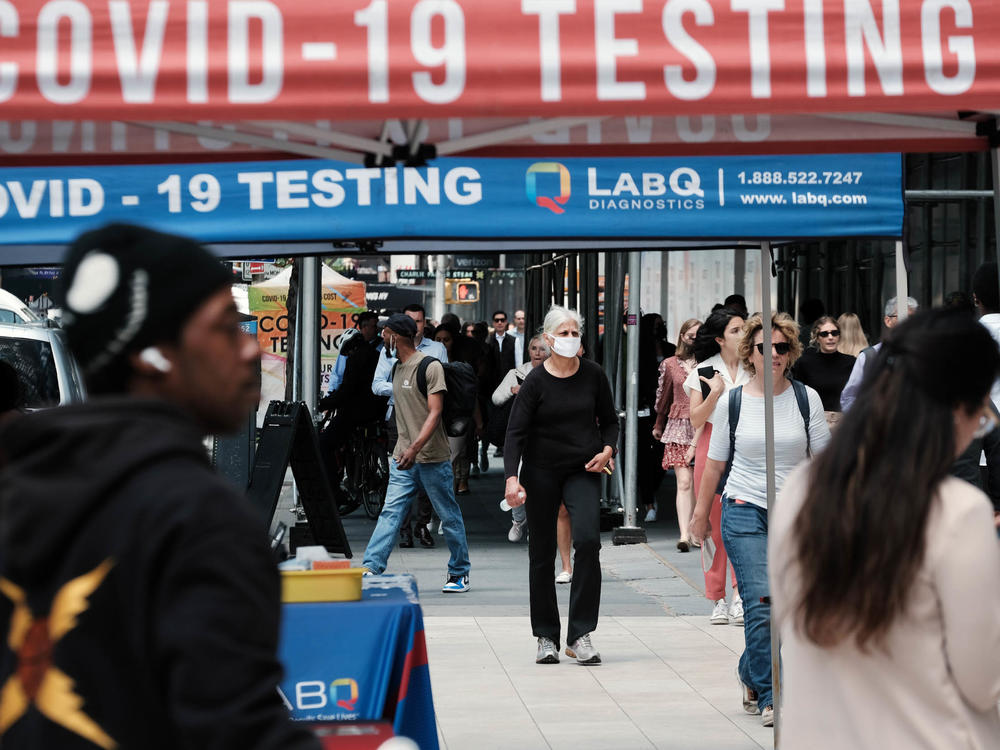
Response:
[697,365,718,399]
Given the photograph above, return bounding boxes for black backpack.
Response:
[717,379,812,494]
[394,356,478,438]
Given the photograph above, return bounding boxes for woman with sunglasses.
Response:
[792,316,856,429]
[690,313,831,727]
[770,308,1000,747]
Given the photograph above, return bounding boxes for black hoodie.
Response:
[0,398,320,750]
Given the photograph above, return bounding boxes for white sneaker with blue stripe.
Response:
[442,574,470,593]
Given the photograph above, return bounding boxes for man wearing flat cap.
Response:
[0,224,320,750]
[363,314,472,592]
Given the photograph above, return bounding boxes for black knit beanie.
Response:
[59,223,234,377]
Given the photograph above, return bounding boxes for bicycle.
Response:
[339,420,390,519]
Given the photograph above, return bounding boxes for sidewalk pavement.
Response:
[280,459,767,749]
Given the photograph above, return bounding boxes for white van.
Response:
[0,322,86,409]
[0,289,40,325]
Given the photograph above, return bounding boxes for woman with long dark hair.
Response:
[684,307,748,625]
[638,314,668,522]
[771,308,1000,747]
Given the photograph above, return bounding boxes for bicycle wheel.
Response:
[361,441,390,519]
[334,442,362,517]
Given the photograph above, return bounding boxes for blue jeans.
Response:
[720,496,771,712]
[363,460,470,578]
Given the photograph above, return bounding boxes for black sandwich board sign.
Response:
[247,400,352,558]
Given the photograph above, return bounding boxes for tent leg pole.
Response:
[894,240,909,322]
[991,145,1000,297]
[613,250,646,545]
[760,241,780,743]
[300,256,321,415]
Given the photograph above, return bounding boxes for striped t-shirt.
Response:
[707,384,830,509]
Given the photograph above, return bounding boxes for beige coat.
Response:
[771,468,1000,749]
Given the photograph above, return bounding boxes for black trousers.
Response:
[636,414,665,507]
[521,462,602,648]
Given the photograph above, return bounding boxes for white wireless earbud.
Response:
[139,347,172,374]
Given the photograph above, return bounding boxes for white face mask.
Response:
[548,334,581,358]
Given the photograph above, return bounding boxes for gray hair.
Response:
[884,296,919,317]
[541,305,584,336]
[528,334,549,353]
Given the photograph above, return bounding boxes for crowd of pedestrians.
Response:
[6,218,1000,750]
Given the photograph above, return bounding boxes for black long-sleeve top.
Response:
[792,348,856,412]
[504,357,619,475]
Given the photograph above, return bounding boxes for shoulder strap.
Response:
[789,379,811,457]
[727,385,743,469]
[416,356,435,398]
[715,385,743,496]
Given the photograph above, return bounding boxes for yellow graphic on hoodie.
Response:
[0,559,116,748]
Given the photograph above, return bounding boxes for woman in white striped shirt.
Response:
[690,312,830,728]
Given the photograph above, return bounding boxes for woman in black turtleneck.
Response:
[792,316,856,428]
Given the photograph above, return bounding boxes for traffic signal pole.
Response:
[433,254,447,322]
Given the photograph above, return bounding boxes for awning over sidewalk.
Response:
[3,1,998,120]
[0,1,997,164]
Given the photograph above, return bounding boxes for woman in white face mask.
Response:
[503,305,619,666]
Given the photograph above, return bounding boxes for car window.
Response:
[0,339,60,408]
[0,310,17,324]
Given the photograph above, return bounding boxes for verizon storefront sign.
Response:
[0,1,995,119]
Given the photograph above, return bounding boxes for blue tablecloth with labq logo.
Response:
[278,574,437,749]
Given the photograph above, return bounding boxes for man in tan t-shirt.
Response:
[362,314,471,592]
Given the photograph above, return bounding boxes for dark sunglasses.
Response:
[817,330,840,338]
[494,317,506,323]
[755,342,791,355]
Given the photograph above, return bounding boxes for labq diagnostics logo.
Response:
[526,162,571,214]
[286,677,360,712]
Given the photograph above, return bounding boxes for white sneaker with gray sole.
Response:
[536,637,559,664]
[729,594,744,625]
[565,633,601,665]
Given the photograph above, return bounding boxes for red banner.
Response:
[0,1,996,120]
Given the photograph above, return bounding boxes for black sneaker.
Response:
[399,528,414,548]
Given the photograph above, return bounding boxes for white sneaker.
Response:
[737,667,759,715]
[710,598,729,624]
[728,594,744,625]
[437,520,445,536]
[644,507,657,522]
[555,570,572,584]
[565,633,601,665]
[536,637,559,664]
[761,706,774,727]
[508,519,526,542]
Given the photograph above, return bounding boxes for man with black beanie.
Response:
[0,223,320,750]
